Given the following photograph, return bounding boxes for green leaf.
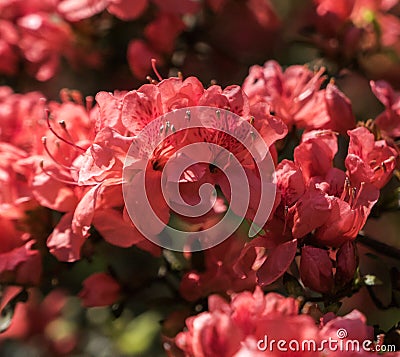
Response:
[363,275,383,286]
[116,311,162,355]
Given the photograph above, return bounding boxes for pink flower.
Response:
[151,0,200,15]
[158,76,204,111]
[243,61,341,131]
[0,87,45,152]
[0,88,48,219]
[107,0,147,20]
[17,13,74,81]
[370,80,400,138]
[78,272,121,307]
[320,309,374,343]
[58,0,147,21]
[120,84,163,134]
[314,180,379,246]
[275,159,306,207]
[122,79,279,242]
[294,83,355,134]
[127,40,164,79]
[278,130,380,246]
[313,0,400,64]
[0,288,76,354]
[290,185,331,239]
[173,288,388,356]
[346,126,397,188]
[175,288,319,356]
[237,127,384,293]
[0,20,19,76]
[35,94,147,261]
[315,0,355,31]
[244,61,318,117]
[144,13,185,54]
[0,217,42,286]
[46,212,86,262]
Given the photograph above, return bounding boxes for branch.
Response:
[356,233,400,260]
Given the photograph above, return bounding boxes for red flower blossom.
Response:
[173,287,391,356]
[243,61,355,133]
[371,80,400,138]
[57,0,148,21]
[346,126,397,188]
[144,13,185,54]
[0,217,41,286]
[127,40,164,80]
[17,13,74,81]
[0,21,19,76]
[35,93,154,261]
[179,234,258,302]
[78,272,121,307]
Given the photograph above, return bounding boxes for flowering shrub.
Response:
[0,0,400,356]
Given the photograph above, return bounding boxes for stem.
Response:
[356,233,400,260]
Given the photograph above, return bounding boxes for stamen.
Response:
[45,109,85,152]
[151,59,163,82]
[315,130,339,137]
[352,182,365,208]
[58,120,77,145]
[85,96,94,112]
[71,90,83,105]
[60,88,70,103]
[283,205,289,235]
[42,137,78,171]
[340,177,351,201]
[40,161,79,186]
[146,76,158,84]
[383,155,396,167]
[348,187,357,206]
[372,156,396,173]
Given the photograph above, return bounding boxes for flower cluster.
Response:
[1,57,399,353]
[1,0,400,356]
[173,287,397,357]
